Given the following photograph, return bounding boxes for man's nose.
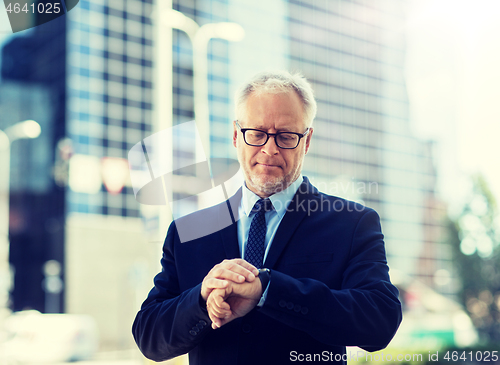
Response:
[261,136,279,155]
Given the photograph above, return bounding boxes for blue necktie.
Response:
[245,198,273,269]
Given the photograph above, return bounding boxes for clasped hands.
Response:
[201,259,262,330]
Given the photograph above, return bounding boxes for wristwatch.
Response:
[258,268,271,290]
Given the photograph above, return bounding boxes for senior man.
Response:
[132,71,402,364]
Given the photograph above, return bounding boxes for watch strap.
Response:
[258,268,271,291]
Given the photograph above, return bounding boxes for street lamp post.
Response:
[0,120,41,319]
[161,9,245,186]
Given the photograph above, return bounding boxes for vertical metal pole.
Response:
[153,0,173,245]
[193,32,214,188]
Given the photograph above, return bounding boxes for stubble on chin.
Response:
[247,174,288,197]
[237,148,301,196]
[244,163,303,197]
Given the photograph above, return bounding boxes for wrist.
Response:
[257,268,271,292]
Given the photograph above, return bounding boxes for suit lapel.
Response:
[264,178,318,269]
[219,188,242,259]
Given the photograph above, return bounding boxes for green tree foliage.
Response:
[450,174,500,343]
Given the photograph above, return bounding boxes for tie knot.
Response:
[251,198,273,214]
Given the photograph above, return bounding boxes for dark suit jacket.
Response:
[132,177,402,364]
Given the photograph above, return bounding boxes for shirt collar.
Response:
[241,175,304,219]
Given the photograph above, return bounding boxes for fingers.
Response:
[201,277,228,301]
[204,278,229,291]
[211,268,246,285]
[207,289,231,329]
[232,259,259,280]
[206,280,260,330]
[201,259,258,301]
[208,288,230,314]
[214,291,230,310]
[212,259,258,283]
[208,306,222,329]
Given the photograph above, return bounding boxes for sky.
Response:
[1,0,499,210]
[405,0,500,211]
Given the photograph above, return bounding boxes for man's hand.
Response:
[200,259,259,302]
[206,276,263,329]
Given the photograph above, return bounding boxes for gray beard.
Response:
[244,170,299,197]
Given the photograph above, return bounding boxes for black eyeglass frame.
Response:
[235,120,310,150]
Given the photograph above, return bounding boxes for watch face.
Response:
[258,268,269,277]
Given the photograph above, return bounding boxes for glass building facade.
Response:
[66,0,154,217]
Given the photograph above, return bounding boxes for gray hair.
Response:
[234,70,317,128]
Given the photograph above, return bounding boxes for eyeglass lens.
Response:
[245,130,299,148]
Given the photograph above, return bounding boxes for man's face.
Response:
[233,91,313,198]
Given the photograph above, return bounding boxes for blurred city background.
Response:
[0,0,499,363]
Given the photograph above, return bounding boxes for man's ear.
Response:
[232,121,238,148]
[304,127,313,154]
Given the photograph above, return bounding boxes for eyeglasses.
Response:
[235,121,310,150]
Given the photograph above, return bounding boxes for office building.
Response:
[1,16,66,313]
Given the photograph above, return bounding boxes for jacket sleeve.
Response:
[132,222,212,362]
[258,209,402,351]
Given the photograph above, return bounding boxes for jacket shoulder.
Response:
[169,189,241,243]
[298,177,376,218]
